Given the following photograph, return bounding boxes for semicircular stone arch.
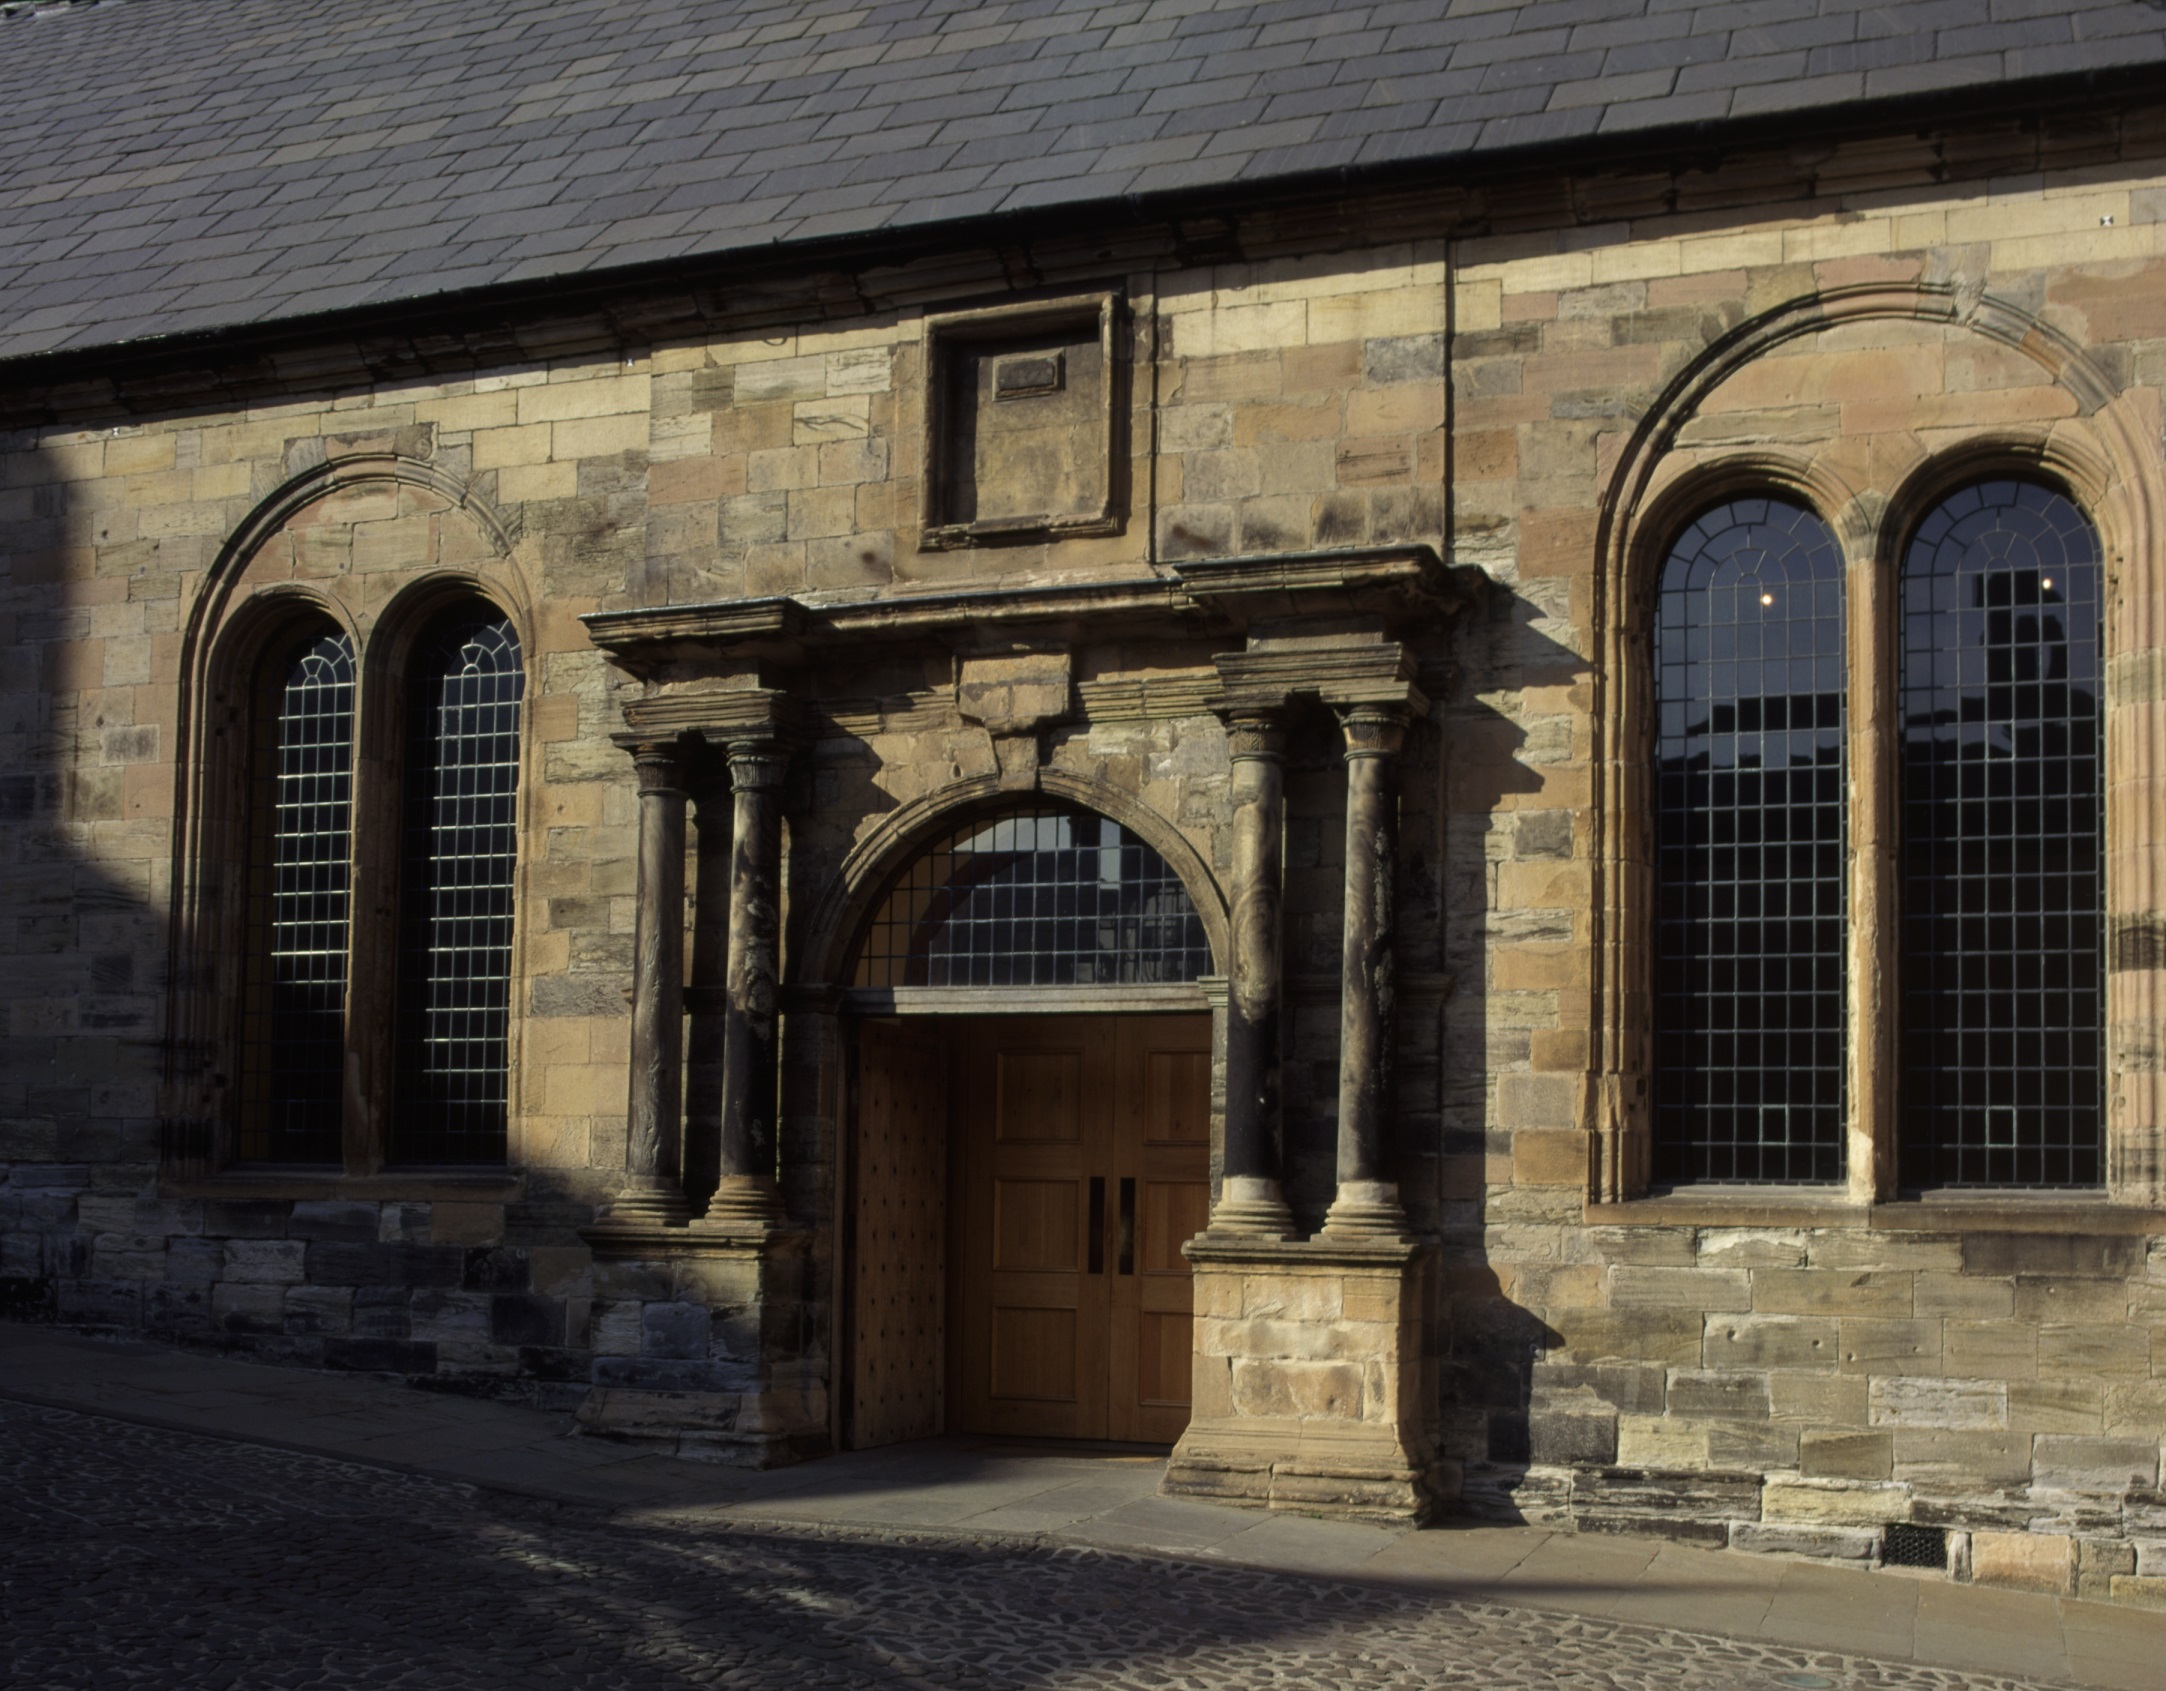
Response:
[801,775,1231,989]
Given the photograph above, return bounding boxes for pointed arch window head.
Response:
[1653,497,1848,1185]
[238,626,356,1164]
[854,808,1211,989]
[1898,479,2104,1188]
[393,610,524,1165]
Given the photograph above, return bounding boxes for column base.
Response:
[1317,1179,1410,1241]
[696,1174,785,1231]
[1205,1175,1297,1239]
[1165,1234,1445,1525]
[576,1223,826,1468]
[597,1174,693,1228]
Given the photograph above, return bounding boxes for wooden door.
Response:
[950,1015,1210,1444]
[849,1018,948,1449]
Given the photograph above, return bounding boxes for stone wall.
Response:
[1,110,2165,1596]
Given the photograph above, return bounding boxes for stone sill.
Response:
[1587,1188,2166,1233]
[1184,1233,1427,1268]
[162,1169,526,1204]
[581,1220,804,1260]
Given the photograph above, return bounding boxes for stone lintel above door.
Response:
[579,544,1486,681]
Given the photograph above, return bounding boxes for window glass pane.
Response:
[1899,480,2103,1188]
[239,628,354,1164]
[394,612,523,1164]
[1653,498,1847,1183]
[854,807,1211,988]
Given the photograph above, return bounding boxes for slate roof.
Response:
[2,0,2164,368]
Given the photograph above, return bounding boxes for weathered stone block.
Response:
[1972,1529,2074,1595]
[1667,1369,1770,1419]
[1703,1315,1837,1369]
[1891,1429,2034,1488]
[305,1242,463,1288]
[1610,1267,1751,1310]
[223,1239,306,1284]
[1752,1270,1912,1316]
[2032,1436,2159,1493]
[643,1301,710,1361]
[1962,1233,2142,1279]
[1730,1522,1878,1561]
[1869,1376,2007,1430]
[1527,1409,1617,1464]
[287,1200,379,1243]
[1801,1431,1893,1480]
[1762,1476,1910,1527]
[408,1289,492,1343]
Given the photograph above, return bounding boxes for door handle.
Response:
[1088,1176,1105,1275]
[1117,1177,1135,1276]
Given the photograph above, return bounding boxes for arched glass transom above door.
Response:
[853,807,1212,989]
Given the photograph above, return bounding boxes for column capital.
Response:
[613,735,689,793]
[723,738,792,793]
[1336,702,1411,761]
[1219,708,1287,763]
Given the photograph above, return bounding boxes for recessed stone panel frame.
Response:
[1590,282,2166,1209]
[918,291,1127,550]
[162,451,541,1196]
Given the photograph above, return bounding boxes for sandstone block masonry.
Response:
[2,114,2165,1602]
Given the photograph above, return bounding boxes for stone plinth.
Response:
[575,1222,827,1468]
[1162,1235,1447,1523]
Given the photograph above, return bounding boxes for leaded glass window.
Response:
[393,611,524,1164]
[1653,498,1847,1184]
[238,627,355,1164]
[854,808,1211,989]
[1898,480,2104,1188]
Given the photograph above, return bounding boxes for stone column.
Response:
[1322,704,1411,1239]
[682,774,732,1211]
[1212,709,1296,1237]
[701,735,789,1230]
[606,740,693,1227]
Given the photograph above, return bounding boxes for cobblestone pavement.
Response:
[3,1400,2058,1691]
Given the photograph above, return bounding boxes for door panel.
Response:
[950,1014,1210,1446]
[995,1050,1083,1141]
[849,1019,948,1450]
[993,1178,1082,1271]
[952,1018,1112,1439]
[1109,1016,1212,1443]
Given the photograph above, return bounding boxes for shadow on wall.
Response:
[0,420,177,1331]
[1436,571,1586,1521]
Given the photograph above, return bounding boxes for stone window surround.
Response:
[161,462,535,1200]
[1600,443,2161,1220]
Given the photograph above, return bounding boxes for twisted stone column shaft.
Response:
[1324,705,1410,1238]
[705,739,788,1228]
[613,743,693,1225]
[1213,711,1295,1237]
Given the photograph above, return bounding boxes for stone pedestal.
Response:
[1163,1235,1447,1523]
[575,1223,827,1467]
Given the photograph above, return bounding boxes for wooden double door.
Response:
[949,1015,1211,1445]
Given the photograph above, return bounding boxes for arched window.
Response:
[1653,498,1847,1184]
[854,807,1210,989]
[237,626,356,1164]
[1898,480,2104,1188]
[392,610,525,1164]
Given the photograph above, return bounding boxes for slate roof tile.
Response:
[1,0,2161,366]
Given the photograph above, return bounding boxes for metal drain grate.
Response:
[1882,1523,1947,1569]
